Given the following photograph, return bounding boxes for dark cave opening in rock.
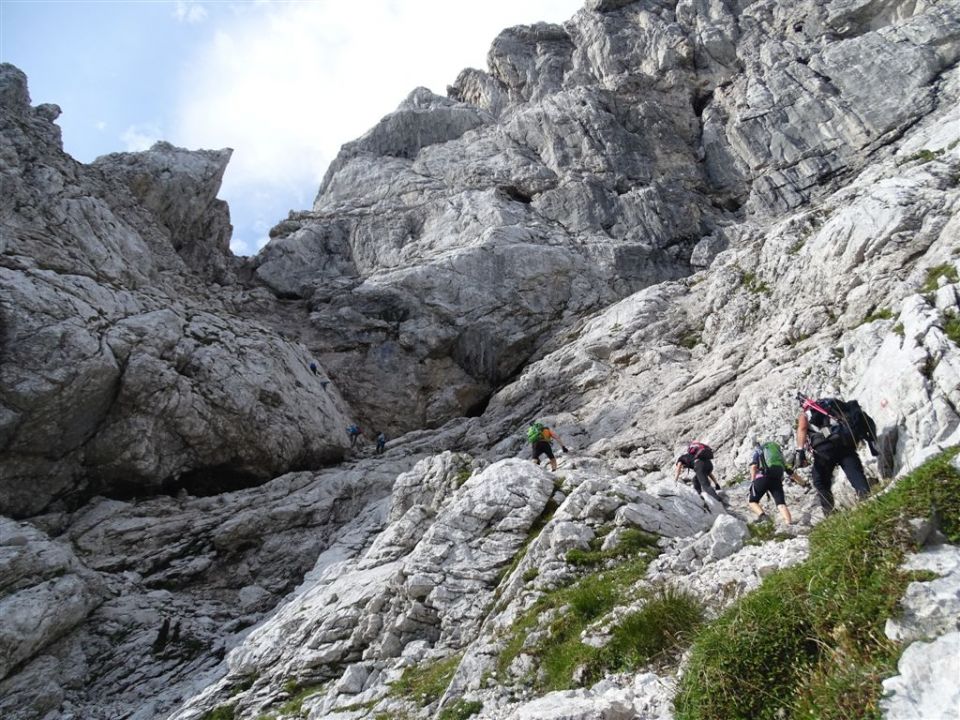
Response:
[163,465,269,498]
[464,392,493,418]
[499,185,534,204]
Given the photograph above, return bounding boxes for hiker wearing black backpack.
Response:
[674,442,723,502]
[527,421,568,472]
[794,393,878,515]
[748,441,793,525]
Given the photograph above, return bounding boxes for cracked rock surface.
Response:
[2,0,960,719]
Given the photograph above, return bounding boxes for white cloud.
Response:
[95,120,107,131]
[173,0,583,253]
[174,1,208,24]
[121,122,163,151]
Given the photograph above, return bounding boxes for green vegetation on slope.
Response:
[921,263,959,293]
[438,699,484,719]
[389,654,462,707]
[200,705,235,720]
[675,447,960,720]
[498,531,702,691]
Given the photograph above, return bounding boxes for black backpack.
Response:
[810,398,877,446]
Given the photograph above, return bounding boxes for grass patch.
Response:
[898,147,944,165]
[389,654,461,707]
[861,307,893,324]
[893,322,905,337]
[943,311,960,346]
[438,699,484,720]
[587,586,703,679]
[679,330,702,349]
[336,699,379,712]
[921,263,959,293]
[675,447,960,720]
[278,682,326,717]
[742,270,772,295]
[724,471,747,487]
[453,455,473,487]
[787,237,806,254]
[497,536,663,691]
[200,705,235,720]
[745,519,777,545]
[565,528,659,567]
[228,673,258,697]
[522,567,539,582]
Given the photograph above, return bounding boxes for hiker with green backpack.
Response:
[748,441,793,525]
[527,421,568,472]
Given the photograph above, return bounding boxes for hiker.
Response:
[748,441,793,525]
[674,441,723,502]
[527,421,568,472]
[376,431,386,454]
[309,361,319,376]
[794,393,877,515]
[347,424,362,447]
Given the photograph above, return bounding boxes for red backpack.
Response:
[687,442,714,461]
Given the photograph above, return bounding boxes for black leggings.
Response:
[811,439,869,514]
[692,459,721,500]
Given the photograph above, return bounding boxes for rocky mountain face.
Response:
[1,0,960,719]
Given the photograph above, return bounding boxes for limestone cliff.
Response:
[1,1,959,719]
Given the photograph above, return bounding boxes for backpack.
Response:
[808,398,877,445]
[527,422,546,444]
[758,442,785,470]
[688,442,714,461]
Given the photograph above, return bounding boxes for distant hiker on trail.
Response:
[748,441,793,525]
[347,424,362,448]
[674,441,724,502]
[527,421,568,472]
[376,432,386,454]
[795,393,878,515]
[309,361,319,376]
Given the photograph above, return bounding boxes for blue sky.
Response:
[1,0,584,255]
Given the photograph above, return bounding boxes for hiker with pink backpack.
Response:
[674,441,724,502]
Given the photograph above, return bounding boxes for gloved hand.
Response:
[561,446,569,453]
[794,448,807,468]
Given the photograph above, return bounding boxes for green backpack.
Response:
[527,422,545,444]
[759,442,785,469]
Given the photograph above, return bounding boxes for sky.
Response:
[0,0,584,256]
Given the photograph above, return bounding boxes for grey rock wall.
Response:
[1,0,960,718]
[0,64,352,517]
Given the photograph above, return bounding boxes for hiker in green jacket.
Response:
[748,441,793,525]
[527,422,568,472]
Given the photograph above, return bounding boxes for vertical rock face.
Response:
[248,0,960,438]
[93,142,234,283]
[0,64,351,517]
[2,1,960,719]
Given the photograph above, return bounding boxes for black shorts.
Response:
[749,466,786,505]
[532,440,554,460]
